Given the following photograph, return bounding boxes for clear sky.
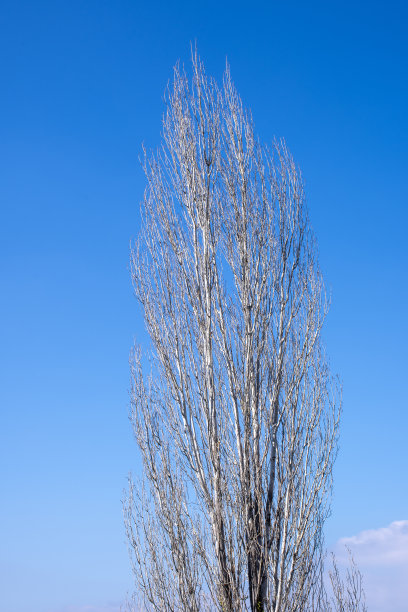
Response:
[1,1,407,611]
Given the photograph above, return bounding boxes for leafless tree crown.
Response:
[125,52,365,611]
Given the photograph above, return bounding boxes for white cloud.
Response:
[335,520,408,612]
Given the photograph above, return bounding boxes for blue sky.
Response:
[1,1,407,610]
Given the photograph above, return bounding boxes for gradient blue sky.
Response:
[1,1,407,611]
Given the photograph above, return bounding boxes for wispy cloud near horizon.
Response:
[52,605,122,612]
[335,520,408,612]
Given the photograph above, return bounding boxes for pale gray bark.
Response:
[124,51,365,612]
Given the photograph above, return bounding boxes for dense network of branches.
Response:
[125,53,366,612]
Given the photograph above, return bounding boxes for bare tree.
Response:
[125,52,363,611]
[326,548,367,612]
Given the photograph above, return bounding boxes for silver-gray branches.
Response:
[125,53,365,612]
